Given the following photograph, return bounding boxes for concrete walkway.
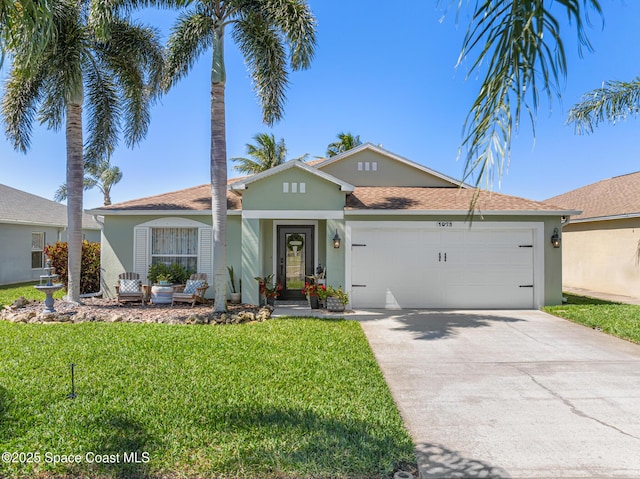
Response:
[357,309,640,478]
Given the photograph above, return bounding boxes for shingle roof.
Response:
[98,183,570,215]
[97,183,242,212]
[545,171,640,221]
[347,187,568,212]
[0,184,100,229]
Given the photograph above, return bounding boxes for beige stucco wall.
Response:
[319,149,455,187]
[562,218,640,297]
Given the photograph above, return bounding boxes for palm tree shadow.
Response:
[0,385,11,441]
[68,412,152,479]
[391,311,524,341]
[416,443,511,478]
[211,405,416,477]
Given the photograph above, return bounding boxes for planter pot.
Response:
[151,285,174,304]
[230,292,241,304]
[309,295,320,309]
[266,297,275,306]
[326,296,345,312]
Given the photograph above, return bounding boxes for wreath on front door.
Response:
[286,233,304,252]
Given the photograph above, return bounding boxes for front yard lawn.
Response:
[0,319,415,479]
[543,293,640,344]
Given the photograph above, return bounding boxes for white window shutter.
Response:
[133,227,150,283]
[198,227,213,281]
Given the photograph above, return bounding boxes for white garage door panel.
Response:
[350,224,536,309]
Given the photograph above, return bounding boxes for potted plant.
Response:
[302,280,326,309]
[148,263,192,285]
[228,265,241,304]
[325,285,349,312]
[254,274,282,306]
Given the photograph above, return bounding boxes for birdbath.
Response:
[34,260,65,313]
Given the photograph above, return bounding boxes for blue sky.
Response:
[1,0,640,208]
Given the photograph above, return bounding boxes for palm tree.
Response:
[54,157,123,206]
[231,132,307,174]
[456,0,603,191]
[0,1,53,64]
[567,79,640,134]
[164,0,316,312]
[326,131,362,157]
[2,0,163,302]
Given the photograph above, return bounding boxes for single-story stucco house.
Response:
[88,144,578,309]
[546,171,640,298]
[0,183,101,285]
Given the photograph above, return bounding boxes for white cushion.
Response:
[184,279,205,294]
[119,279,140,294]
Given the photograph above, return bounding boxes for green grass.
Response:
[543,293,640,344]
[0,320,415,479]
[0,281,65,307]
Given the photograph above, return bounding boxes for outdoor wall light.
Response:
[551,227,561,248]
[332,230,341,249]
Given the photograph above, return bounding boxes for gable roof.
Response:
[228,160,354,192]
[315,143,470,188]
[546,172,640,222]
[348,187,574,215]
[0,184,100,229]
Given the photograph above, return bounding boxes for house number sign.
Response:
[436,221,453,228]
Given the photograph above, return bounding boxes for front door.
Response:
[277,225,314,300]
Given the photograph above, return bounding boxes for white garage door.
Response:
[349,222,538,309]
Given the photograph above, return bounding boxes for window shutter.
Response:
[133,227,149,283]
[198,227,213,281]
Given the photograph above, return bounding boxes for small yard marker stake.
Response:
[67,363,76,399]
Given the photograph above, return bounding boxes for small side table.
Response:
[150,285,174,304]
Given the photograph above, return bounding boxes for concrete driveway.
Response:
[357,309,640,478]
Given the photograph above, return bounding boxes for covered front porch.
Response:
[240,215,346,306]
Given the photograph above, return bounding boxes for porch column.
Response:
[241,216,262,305]
[325,219,346,288]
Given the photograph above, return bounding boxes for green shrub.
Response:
[43,241,101,294]
[148,263,192,284]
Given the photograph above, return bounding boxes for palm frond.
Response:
[568,78,640,134]
[458,0,602,190]
[83,56,121,164]
[94,18,163,147]
[261,0,317,70]
[164,8,214,90]
[2,63,47,152]
[233,12,287,125]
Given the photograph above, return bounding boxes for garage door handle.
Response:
[519,285,534,288]
[352,284,367,288]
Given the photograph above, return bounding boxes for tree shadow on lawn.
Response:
[387,311,524,341]
[0,384,11,441]
[66,411,152,479]
[211,405,416,478]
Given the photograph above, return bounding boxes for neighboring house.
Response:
[546,171,640,298]
[0,184,101,285]
[89,144,577,309]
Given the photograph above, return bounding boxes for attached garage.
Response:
[347,221,544,309]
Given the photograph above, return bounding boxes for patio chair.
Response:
[115,272,145,305]
[172,273,209,307]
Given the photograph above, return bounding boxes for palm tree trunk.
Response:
[66,99,84,303]
[211,26,227,312]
